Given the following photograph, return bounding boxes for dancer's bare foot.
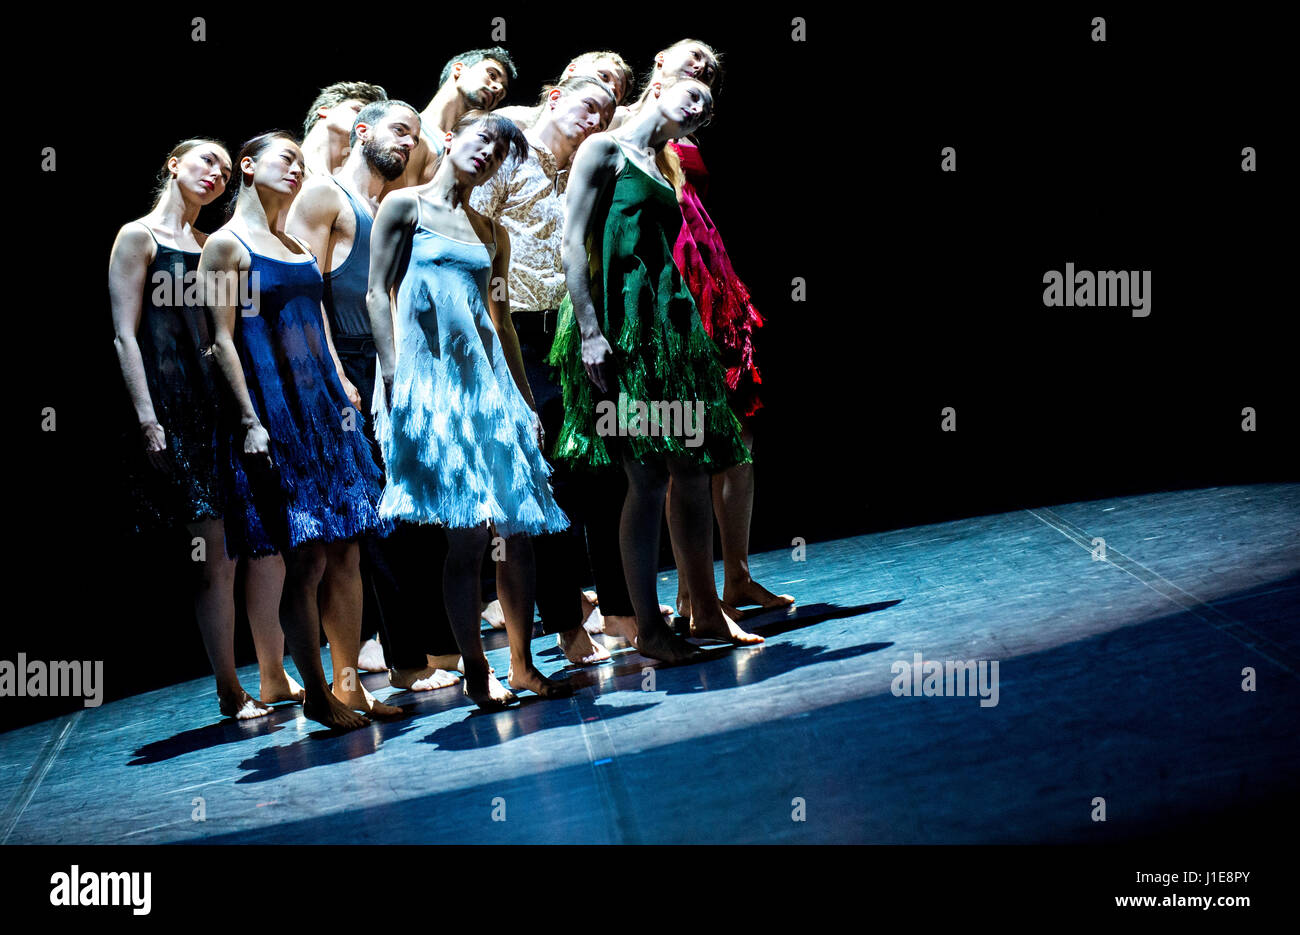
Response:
[558,628,611,665]
[259,670,306,705]
[427,653,466,673]
[357,637,387,672]
[219,689,272,720]
[583,606,605,634]
[602,614,639,644]
[462,668,517,710]
[389,665,459,691]
[507,665,574,699]
[580,591,601,632]
[690,608,765,646]
[723,578,795,614]
[636,625,706,664]
[583,590,599,605]
[332,682,403,717]
[302,691,371,730]
[481,599,506,629]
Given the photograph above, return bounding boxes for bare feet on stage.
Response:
[389,665,459,691]
[481,599,506,629]
[635,625,707,664]
[427,653,466,673]
[723,578,795,618]
[689,607,765,646]
[507,664,575,699]
[580,591,603,633]
[357,637,387,672]
[258,670,306,706]
[302,689,371,730]
[218,688,273,720]
[462,661,518,710]
[680,580,793,622]
[602,605,675,646]
[558,627,611,665]
[332,682,403,718]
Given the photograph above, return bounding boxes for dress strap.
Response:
[227,229,253,253]
[131,220,161,246]
[285,232,317,263]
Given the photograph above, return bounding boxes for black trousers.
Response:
[338,345,459,667]
[514,312,634,632]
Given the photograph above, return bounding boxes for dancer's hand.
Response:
[140,421,170,473]
[339,374,362,413]
[581,333,612,393]
[243,422,274,471]
[532,409,545,450]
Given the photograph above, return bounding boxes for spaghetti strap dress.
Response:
[119,223,223,532]
[548,139,750,472]
[219,231,388,558]
[371,197,568,537]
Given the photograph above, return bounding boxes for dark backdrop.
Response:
[5,6,1291,731]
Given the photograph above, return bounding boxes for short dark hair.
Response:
[350,99,419,149]
[438,47,517,90]
[449,110,529,165]
[302,81,388,137]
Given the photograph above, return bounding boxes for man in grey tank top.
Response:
[287,100,465,695]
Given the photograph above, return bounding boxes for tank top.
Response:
[321,177,374,339]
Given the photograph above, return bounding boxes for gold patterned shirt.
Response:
[471,141,567,311]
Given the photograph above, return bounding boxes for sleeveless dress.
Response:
[371,197,569,537]
[547,140,750,472]
[219,232,389,558]
[120,225,224,532]
[670,140,764,419]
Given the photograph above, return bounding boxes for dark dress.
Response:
[219,231,388,558]
[120,224,223,532]
[548,140,750,472]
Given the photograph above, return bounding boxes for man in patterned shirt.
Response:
[471,75,629,665]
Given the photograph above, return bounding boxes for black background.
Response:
[4,6,1291,731]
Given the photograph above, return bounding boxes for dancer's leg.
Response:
[667,457,763,646]
[716,426,793,612]
[280,543,369,730]
[320,538,400,716]
[187,517,269,719]
[444,525,516,709]
[620,454,705,663]
[244,552,304,704]
[498,533,572,698]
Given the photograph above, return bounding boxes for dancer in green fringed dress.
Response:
[549,75,764,663]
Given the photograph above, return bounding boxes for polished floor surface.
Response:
[3,484,1297,844]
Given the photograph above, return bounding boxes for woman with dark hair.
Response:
[202,131,391,730]
[549,76,764,663]
[368,112,572,710]
[109,139,304,720]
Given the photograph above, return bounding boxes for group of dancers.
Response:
[110,40,794,730]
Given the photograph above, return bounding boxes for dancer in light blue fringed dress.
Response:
[367,111,573,710]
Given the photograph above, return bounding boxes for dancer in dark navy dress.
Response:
[109,139,303,721]
[203,131,391,730]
